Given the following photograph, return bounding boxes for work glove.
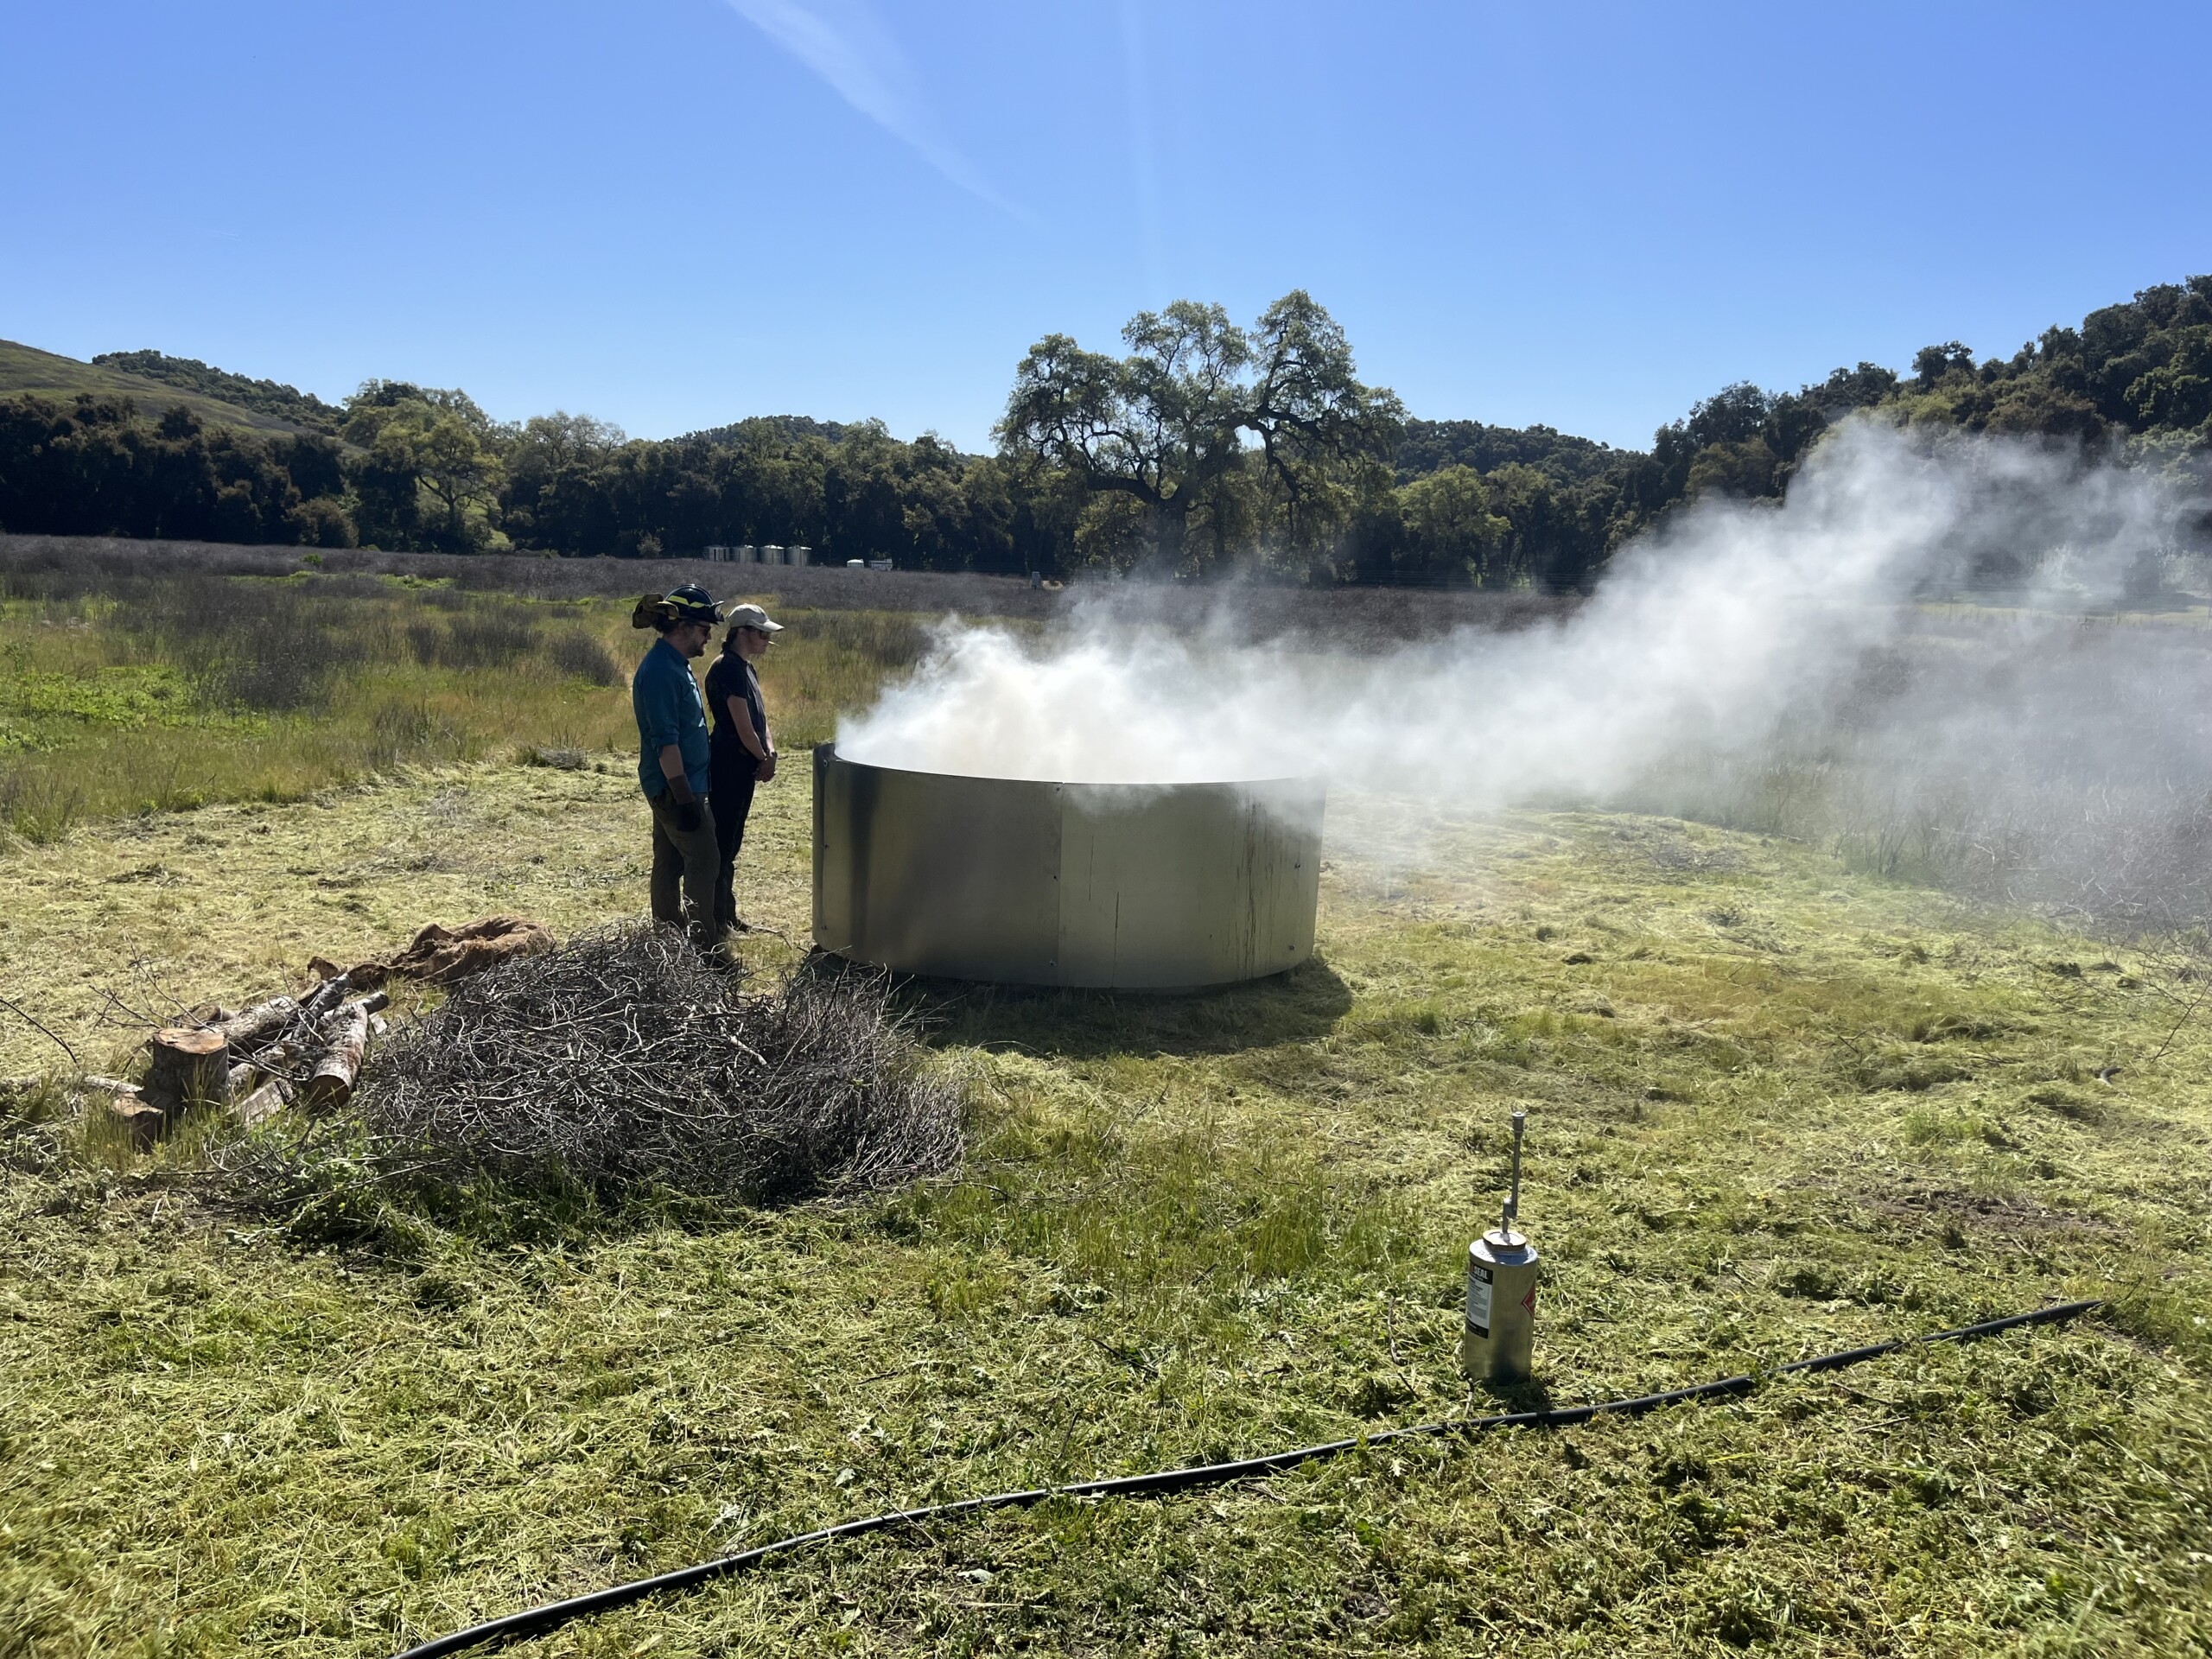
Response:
[671,798,703,835]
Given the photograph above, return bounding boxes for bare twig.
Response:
[125,954,199,1022]
[91,982,170,1031]
[2144,979,2209,1065]
[0,994,79,1070]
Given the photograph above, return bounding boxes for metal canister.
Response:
[1461,1226,1539,1382]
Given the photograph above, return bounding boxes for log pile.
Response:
[116,979,388,1145]
[0,917,551,1153]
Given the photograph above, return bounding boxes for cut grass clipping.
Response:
[222,925,963,1237]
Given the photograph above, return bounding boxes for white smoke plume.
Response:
[838,423,2211,925]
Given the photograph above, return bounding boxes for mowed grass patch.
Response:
[0,571,919,840]
[0,763,814,1080]
[0,772,2207,1656]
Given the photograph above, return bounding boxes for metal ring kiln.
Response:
[811,744,1325,988]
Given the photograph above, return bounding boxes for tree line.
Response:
[4,276,2207,586]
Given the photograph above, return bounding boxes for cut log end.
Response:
[151,1027,227,1060]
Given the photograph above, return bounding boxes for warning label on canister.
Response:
[1466,1263,1494,1336]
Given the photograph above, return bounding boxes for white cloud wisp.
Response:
[723,0,1020,216]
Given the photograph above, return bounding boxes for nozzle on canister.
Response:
[1462,1109,1539,1383]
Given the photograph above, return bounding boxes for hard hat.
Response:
[631,584,723,629]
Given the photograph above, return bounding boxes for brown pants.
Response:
[649,794,721,946]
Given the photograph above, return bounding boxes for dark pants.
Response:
[649,793,720,946]
[711,766,758,933]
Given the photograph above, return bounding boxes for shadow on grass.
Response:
[1468,1373,1559,1415]
[807,953,1354,1059]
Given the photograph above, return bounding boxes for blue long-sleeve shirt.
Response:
[632,639,711,798]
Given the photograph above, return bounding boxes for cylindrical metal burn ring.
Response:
[812,744,1325,989]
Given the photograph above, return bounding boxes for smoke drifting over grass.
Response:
[840,423,2212,928]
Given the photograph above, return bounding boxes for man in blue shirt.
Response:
[630,584,721,948]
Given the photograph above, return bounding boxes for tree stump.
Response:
[145,1027,231,1116]
[106,1094,167,1151]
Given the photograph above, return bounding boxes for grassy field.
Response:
[2,747,2207,1656]
[0,566,923,841]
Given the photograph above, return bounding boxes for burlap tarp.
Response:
[310,917,556,991]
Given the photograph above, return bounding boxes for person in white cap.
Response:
[704,601,784,935]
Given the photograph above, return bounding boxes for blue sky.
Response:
[3,1,2208,452]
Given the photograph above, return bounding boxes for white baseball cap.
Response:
[725,603,784,632]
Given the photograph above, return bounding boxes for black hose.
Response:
[393,1297,2101,1659]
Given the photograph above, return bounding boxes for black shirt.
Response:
[705,652,767,778]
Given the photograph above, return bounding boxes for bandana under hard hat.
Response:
[725,603,784,633]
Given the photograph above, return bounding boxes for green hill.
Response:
[90,348,340,433]
[0,339,313,437]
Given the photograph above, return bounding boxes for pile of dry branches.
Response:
[350,924,963,1204]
